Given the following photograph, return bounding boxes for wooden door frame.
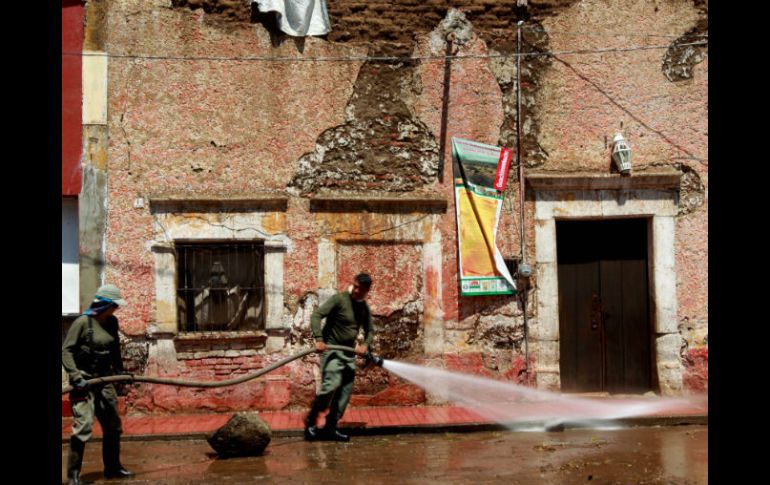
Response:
[527,172,685,396]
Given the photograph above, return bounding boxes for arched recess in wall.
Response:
[310,194,447,358]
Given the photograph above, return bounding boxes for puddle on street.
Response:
[63,425,707,484]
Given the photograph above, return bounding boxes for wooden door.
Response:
[557,218,652,394]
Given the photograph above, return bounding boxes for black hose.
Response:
[61,344,357,395]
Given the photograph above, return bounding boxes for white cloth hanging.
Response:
[254,0,331,37]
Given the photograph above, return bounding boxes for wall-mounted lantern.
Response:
[611,133,632,175]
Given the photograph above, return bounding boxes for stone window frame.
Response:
[148,197,289,351]
[527,172,685,396]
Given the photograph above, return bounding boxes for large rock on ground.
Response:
[207,412,272,458]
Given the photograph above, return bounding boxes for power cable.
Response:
[61,40,707,63]
[520,23,707,39]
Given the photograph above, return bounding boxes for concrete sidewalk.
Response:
[61,399,707,442]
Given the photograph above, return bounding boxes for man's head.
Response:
[351,273,372,301]
[94,284,127,306]
[85,284,126,317]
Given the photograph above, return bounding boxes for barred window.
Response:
[176,241,265,332]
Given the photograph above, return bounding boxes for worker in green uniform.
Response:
[62,284,134,485]
[304,273,374,442]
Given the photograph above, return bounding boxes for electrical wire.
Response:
[61,40,706,63]
[520,23,707,39]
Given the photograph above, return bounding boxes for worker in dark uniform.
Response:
[62,284,134,485]
[304,273,374,442]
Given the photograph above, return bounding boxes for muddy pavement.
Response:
[63,425,706,484]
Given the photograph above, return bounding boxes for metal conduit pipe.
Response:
[516,20,532,386]
[61,344,361,394]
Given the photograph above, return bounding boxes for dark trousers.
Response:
[68,384,124,472]
[307,350,357,427]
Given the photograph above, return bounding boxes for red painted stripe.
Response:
[493,147,512,191]
[62,3,84,196]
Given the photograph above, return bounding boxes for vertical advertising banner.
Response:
[452,137,516,296]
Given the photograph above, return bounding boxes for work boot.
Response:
[102,436,134,479]
[67,437,85,485]
[304,425,322,441]
[321,418,350,442]
[303,394,331,441]
[322,427,351,442]
[303,408,321,441]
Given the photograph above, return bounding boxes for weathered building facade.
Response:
[65,0,707,414]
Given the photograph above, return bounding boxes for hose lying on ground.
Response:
[61,344,359,394]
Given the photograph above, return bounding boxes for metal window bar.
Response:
[176,241,265,332]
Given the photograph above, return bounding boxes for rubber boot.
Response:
[322,418,350,442]
[304,393,332,441]
[67,437,85,485]
[102,436,134,479]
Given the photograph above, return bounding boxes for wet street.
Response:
[63,425,707,484]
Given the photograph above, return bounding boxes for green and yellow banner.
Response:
[452,137,516,296]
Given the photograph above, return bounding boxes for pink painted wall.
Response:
[94,0,706,412]
[337,243,423,317]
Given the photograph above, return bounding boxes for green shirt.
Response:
[62,314,124,381]
[311,292,374,348]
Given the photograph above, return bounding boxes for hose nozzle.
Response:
[363,351,384,367]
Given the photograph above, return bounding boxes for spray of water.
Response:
[382,360,706,431]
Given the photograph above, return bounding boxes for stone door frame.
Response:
[527,172,684,395]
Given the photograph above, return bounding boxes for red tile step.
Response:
[61,399,706,442]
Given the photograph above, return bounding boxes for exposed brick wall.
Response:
[129,354,298,413]
[325,0,574,46]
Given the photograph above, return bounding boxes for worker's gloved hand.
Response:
[72,377,89,391]
[362,350,384,367]
[354,344,368,356]
[315,341,327,353]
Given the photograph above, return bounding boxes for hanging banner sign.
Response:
[452,137,516,296]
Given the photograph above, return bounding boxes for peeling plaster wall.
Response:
[104,0,363,335]
[93,0,707,412]
[413,16,507,332]
[676,196,708,392]
[289,60,440,193]
[78,0,112,312]
[533,0,708,393]
[537,1,706,171]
